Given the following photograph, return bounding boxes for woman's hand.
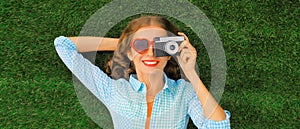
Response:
[176,32,197,78]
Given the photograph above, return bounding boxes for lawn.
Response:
[1,0,299,128]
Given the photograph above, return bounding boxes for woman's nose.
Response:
[146,45,154,56]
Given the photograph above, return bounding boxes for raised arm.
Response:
[176,32,229,125]
[68,36,119,52]
[54,36,115,104]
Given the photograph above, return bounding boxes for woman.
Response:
[54,16,230,128]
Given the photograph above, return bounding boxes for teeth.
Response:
[144,61,157,65]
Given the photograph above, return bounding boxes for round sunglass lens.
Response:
[134,39,148,53]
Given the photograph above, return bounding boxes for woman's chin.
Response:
[140,67,164,75]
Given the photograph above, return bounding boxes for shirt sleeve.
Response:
[54,36,115,104]
[188,95,231,128]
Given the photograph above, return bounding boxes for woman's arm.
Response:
[187,71,227,121]
[177,32,226,121]
[68,36,119,52]
[54,36,115,104]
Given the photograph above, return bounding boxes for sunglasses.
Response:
[130,38,155,54]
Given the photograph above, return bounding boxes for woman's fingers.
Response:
[179,40,188,52]
[177,32,197,59]
[178,32,192,47]
[179,42,196,61]
[178,32,190,42]
[180,48,194,63]
[175,32,198,75]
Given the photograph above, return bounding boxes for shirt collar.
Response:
[129,74,146,93]
[129,74,171,94]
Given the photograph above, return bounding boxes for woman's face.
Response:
[128,27,171,75]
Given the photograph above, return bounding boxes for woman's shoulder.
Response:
[167,77,190,86]
[166,77,196,99]
[167,77,193,90]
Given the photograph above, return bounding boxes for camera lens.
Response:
[165,41,178,55]
[170,45,176,50]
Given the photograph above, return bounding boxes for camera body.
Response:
[154,36,184,57]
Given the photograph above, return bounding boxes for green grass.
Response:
[1,0,299,128]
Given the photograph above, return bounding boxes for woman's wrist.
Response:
[184,69,198,81]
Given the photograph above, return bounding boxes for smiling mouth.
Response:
[142,60,159,67]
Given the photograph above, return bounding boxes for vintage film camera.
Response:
[154,36,184,57]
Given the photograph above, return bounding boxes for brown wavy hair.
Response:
[105,16,183,80]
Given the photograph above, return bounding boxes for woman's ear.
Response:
[127,52,133,61]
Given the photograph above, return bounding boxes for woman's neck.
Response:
[136,71,165,101]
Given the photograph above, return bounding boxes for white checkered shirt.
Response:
[54,36,231,129]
